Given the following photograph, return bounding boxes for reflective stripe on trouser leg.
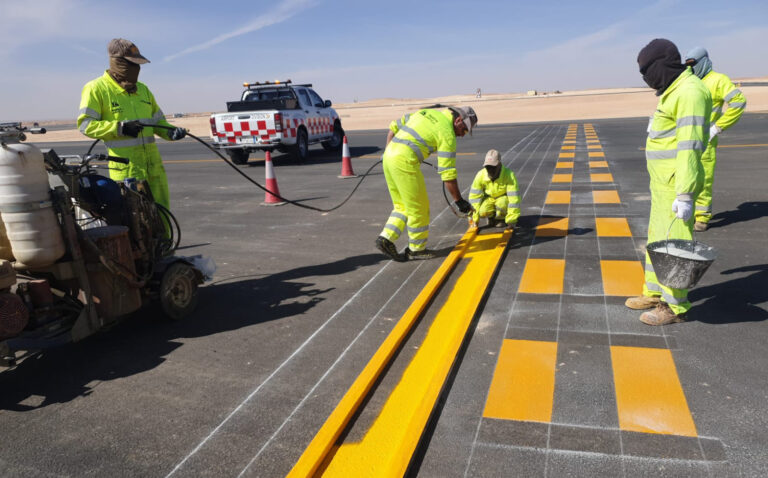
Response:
[694,145,716,224]
[644,184,696,314]
[472,197,497,223]
[381,156,430,251]
[494,195,508,221]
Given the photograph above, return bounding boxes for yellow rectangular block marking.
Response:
[484,340,558,422]
[552,173,572,183]
[536,217,569,237]
[587,144,602,150]
[519,258,565,294]
[555,161,574,169]
[545,190,571,204]
[587,139,601,144]
[561,145,575,150]
[600,260,643,296]
[562,140,576,144]
[595,217,632,237]
[611,346,697,437]
[558,152,575,158]
[589,151,606,158]
[593,190,620,204]
[590,173,614,182]
[589,160,609,168]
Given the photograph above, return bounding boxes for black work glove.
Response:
[169,127,187,141]
[454,198,473,215]
[118,120,144,138]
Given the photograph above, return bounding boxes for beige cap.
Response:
[483,149,501,167]
[108,38,150,64]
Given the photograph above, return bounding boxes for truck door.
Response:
[295,88,320,142]
[307,88,333,140]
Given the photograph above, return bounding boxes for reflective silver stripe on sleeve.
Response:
[437,166,455,174]
[391,137,424,162]
[676,116,707,127]
[469,197,482,204]
[437,151,456,159]
[645,149,677,160]
[389,211,407,223]
[695,205,712,212]
[79,118,92,133]
[649,127,675,139]
[407,225,429,233]
[724,89,742,102]
[712,106,723,116]
[469,188,482,196]
[396,114,411,129]
[678,140,705,152]
[409,238,428,246]
[728,102,746,109]
[399,125,432,153]
[104,136,156,149]
[662,292,685,305]
[79,107,101,120]
[384,223,403,236]
[506,191,519,198]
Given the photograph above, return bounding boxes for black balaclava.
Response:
[108,57,141,93]
[637,39,686,96]
[485,164,501,181]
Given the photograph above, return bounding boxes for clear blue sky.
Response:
[1,0,766,121]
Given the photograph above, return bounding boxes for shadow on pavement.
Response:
[689,264,768,324]
[0,253,385,411]
[707,201,768,229]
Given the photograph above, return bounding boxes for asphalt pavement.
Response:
[1,113,766,477]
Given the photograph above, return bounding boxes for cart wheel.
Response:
[160,262,199,320]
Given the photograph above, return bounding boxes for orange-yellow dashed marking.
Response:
[600,260,643,296]
[519,259,566,294]
[595,217,632,237]
[545,191,571,204]
[593,190,621,203]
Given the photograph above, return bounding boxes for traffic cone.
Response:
[262,151,286,206]
[338,136,357,178]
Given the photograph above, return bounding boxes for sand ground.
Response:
[38,79,768,142]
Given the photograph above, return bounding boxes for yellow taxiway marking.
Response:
[561,145,576,150]
[518,258,566,294]
[590,173,614,182]
[717,143,768,148]
[318,231,511,477]
[357,152,476,159]
[587,139,601,144]
[545,191,571,204]
[611,346,697,437]
[555,161,574,169]
[592,190,620,203]
[288,229,480,477]
[589,160,609,168]
[536,217,569,237]
[562,140,577,144]
[595,217,631,237]
[558,152,575,158]
[589,151,606,158]
[484,339,558,422]
[587,144,602,149]
[600,260,643,296]
[552,173,573,183]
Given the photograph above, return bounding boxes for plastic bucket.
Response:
[646,239,716,289]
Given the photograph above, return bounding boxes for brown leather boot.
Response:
[639,302,687,326]
[694,221,708,232]
[624,295,661,310]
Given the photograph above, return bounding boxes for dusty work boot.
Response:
[694,221,708,232]
[624,295,661,310]
[639,302,687,326]
[375,237,406,262]
[494,219,507,228]
[405,248,435,260]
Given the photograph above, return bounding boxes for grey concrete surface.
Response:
[0,113,765,477]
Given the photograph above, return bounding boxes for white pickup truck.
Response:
[209,80,344,164]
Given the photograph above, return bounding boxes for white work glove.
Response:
[671,198,693,221]
[709,123,721,142]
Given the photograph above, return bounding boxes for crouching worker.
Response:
[468,149,520,230]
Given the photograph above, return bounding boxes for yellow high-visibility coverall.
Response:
[379,108,457,252]
[77,71,177,210]
[643,68,712,314]
[468,166,520,225]
[695,71,746,224]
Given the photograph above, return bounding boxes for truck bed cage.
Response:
[243,79,312,90]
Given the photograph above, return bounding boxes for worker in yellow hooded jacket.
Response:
[685,47,747,231]
[77,38,186,212]
[625,39,712,326]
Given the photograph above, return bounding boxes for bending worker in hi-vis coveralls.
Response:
[375,106,477,262]
[626,38,712,326]
[468,149,520,230]
[685,47,747,232]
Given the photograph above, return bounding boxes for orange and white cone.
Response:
[338,135,357,178]
[262,151,286,206]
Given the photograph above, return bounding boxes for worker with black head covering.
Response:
[375,105,477,261]
[467,149,520,230]
[625,38,712,326]
[77,38,187,213]
[684,47,747,232]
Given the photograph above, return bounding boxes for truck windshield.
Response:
[242,88,295,101]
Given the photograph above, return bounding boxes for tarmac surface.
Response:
[1,113,767,477]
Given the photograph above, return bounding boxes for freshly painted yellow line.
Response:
[589,151,606,158]
[590,173,614,182]
[717,143,768,148]
[518,258,565,294]
[611,346,698,437]
[545,191,571,204]
[593,190,620,204]
[600,260,643,296]
[589,160,609,168]
[321,231,511,477]
[555,161,574,169]
[595,217,632,237]
[288,229,478,478]
[484,339,558,422]
[558,152,575,158]
[536,217,569,236]
[552,173,573,183]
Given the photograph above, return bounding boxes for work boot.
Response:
[405,248,435,260]
[484,215,496,227]
[624,295,661,310]
[494,219,506,228]
[639,302,687,326]
[375,237,406,262]
[694,221,708,232]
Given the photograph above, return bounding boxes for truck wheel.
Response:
[322,123,344,152]
[226,149,249,165]
[294,128,309,161]
[160,262,199,320]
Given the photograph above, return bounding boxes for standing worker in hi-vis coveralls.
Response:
[625,38,712,326]
[684,47,747,232]
[375,106,477,262]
